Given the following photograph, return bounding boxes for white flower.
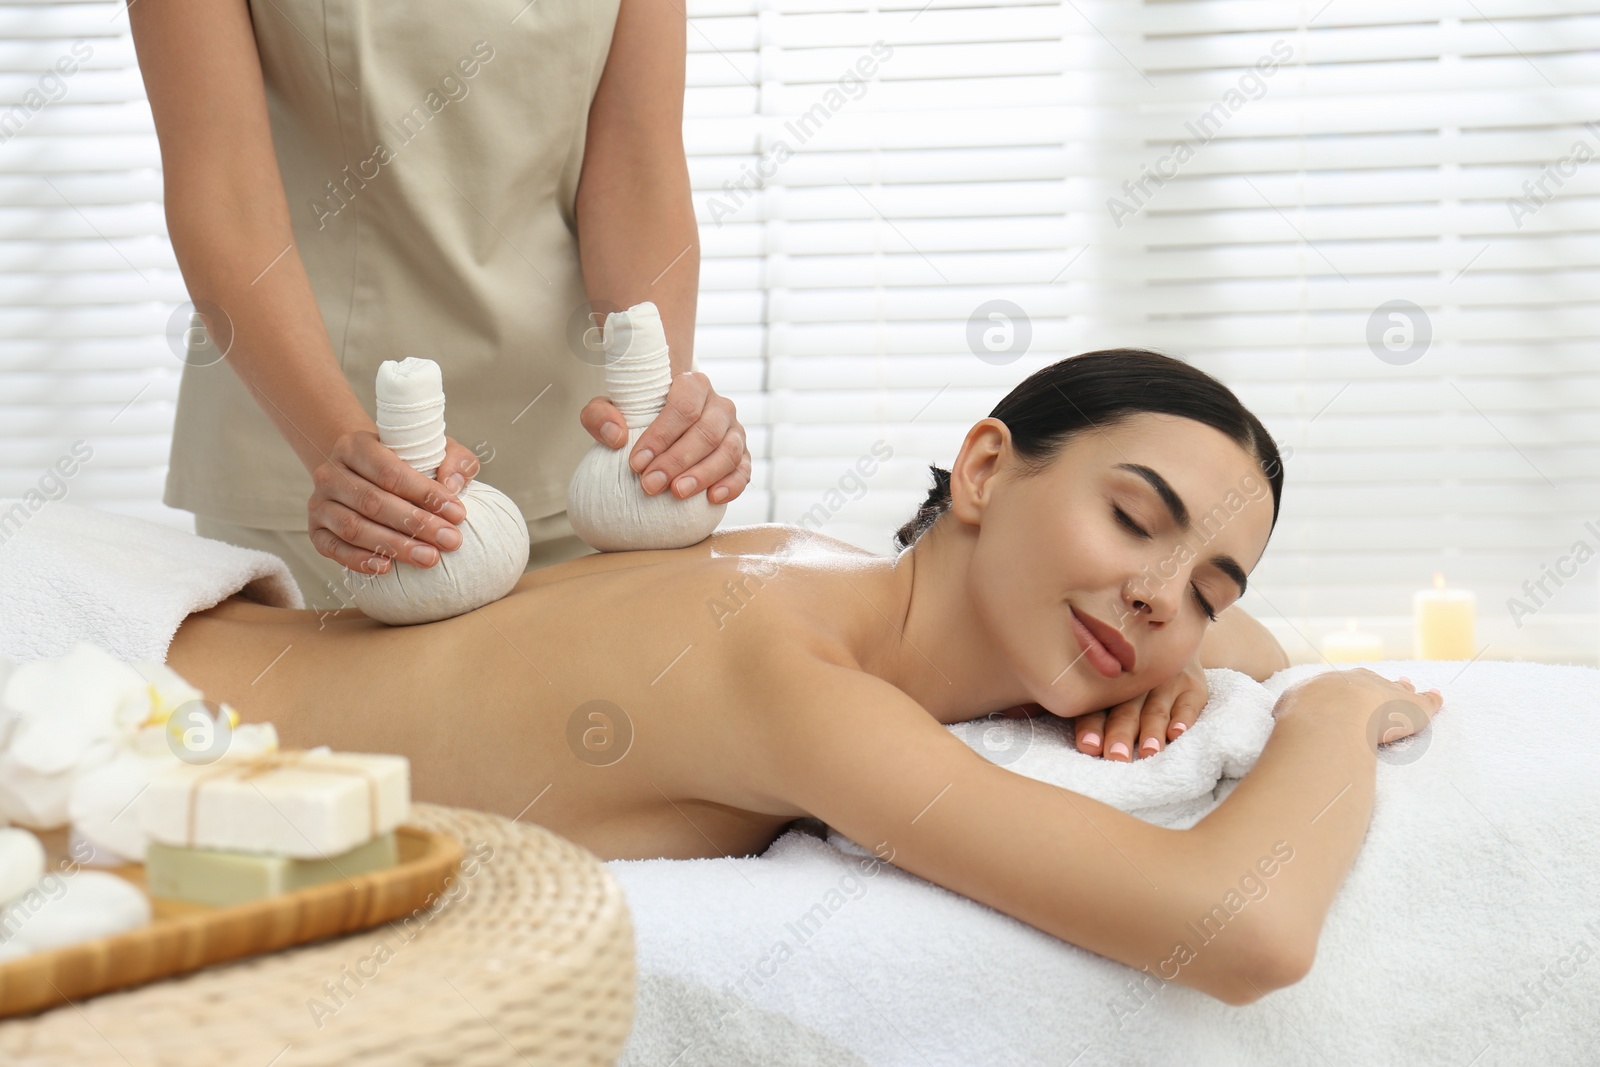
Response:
[0,642,277,859]
[0,643,149,829]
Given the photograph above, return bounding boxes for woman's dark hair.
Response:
[892,347,1284,553]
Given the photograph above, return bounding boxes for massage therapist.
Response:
[127,0,751,610]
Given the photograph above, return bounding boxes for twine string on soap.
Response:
[182,751,383,851]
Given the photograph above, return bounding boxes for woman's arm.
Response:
[574,0,754,508]
[127,0,369,474]
[575,0,699,368]
[1198,604,1291,682]
[127,0,471,570]
[765,662,1313,1005]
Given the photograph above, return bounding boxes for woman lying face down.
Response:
[167,348,1436,1005]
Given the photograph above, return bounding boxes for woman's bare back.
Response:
[166,524,887,861]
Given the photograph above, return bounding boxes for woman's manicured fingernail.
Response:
[632,448,654,472]
[446,472,465,493]
[711,486,729,503]
[1170,722,1187,736]
[1142,737,1162,754]
[1081,732,1100,748]
[676,476,697,496]
[1109,740,1129,759]
[602,423,623,446]
[643,470,667,493]
[410,545,435,564]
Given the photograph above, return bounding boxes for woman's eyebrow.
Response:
[1112,462,1249,599]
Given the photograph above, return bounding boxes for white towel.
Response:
[0,499,303,665]
[610,660,1600,1067]
[938,666,1276,829]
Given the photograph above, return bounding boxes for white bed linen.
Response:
[608,659,1600,1067]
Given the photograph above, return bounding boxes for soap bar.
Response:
[145,831,399,907]
[140,750,410,860]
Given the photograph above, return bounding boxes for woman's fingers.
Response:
[433,435,481,497]
[310,431,466,572]
[1135,696,1173,759]
[631,375,741,500]
[309,502,422,573]
[579,396,630,450]
[1167,692,1204,742]
[1073,710,1108,757]
[684,425,752,506]
[1099,697,1150,761]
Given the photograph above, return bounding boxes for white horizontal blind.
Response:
[693,0,1600,662]
[695,0,1126,546]
[0,0,183,528]
[4,0,1597,661]
[1101,0,1600,662]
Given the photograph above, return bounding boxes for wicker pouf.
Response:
[0,805,636,1066]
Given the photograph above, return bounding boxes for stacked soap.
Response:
[139,749,410,908]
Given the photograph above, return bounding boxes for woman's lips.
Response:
[1070,608,1127,679]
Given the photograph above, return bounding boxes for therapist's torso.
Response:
[164,0,620,529]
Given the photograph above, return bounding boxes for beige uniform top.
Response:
[164,0,620,530]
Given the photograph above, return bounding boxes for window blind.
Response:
[1078,0,1600,662]
[3,0,1597,662]
[0,0,178,527]
[691,0,1600,664]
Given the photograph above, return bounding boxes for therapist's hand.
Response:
[580,371,752,504]
[308,429,474,574]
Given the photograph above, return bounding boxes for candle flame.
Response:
[1433,571,1446,590]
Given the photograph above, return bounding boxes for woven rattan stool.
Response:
[0,805,636,1066]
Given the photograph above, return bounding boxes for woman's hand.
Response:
[307,430,474,574]
[1069,654,1211,761]
[580,371,752,505]
[1275,668,1444,747]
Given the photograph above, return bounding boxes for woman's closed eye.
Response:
[1112,506,1219,622]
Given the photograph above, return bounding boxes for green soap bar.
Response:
[144,832,399,907]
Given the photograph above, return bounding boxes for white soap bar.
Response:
[0,827,45,906]
[140,750,410,860]
[0,870,150,957]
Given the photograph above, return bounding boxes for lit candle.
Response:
[1322,618,1384,663]
[1413,572,1476,660]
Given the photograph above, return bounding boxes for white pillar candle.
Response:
[1322,618,1384,663]
[1413,572,1476,660]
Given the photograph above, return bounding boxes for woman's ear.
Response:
[948,418,1011,524]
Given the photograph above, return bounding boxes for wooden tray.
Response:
[0,824,463,1020]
